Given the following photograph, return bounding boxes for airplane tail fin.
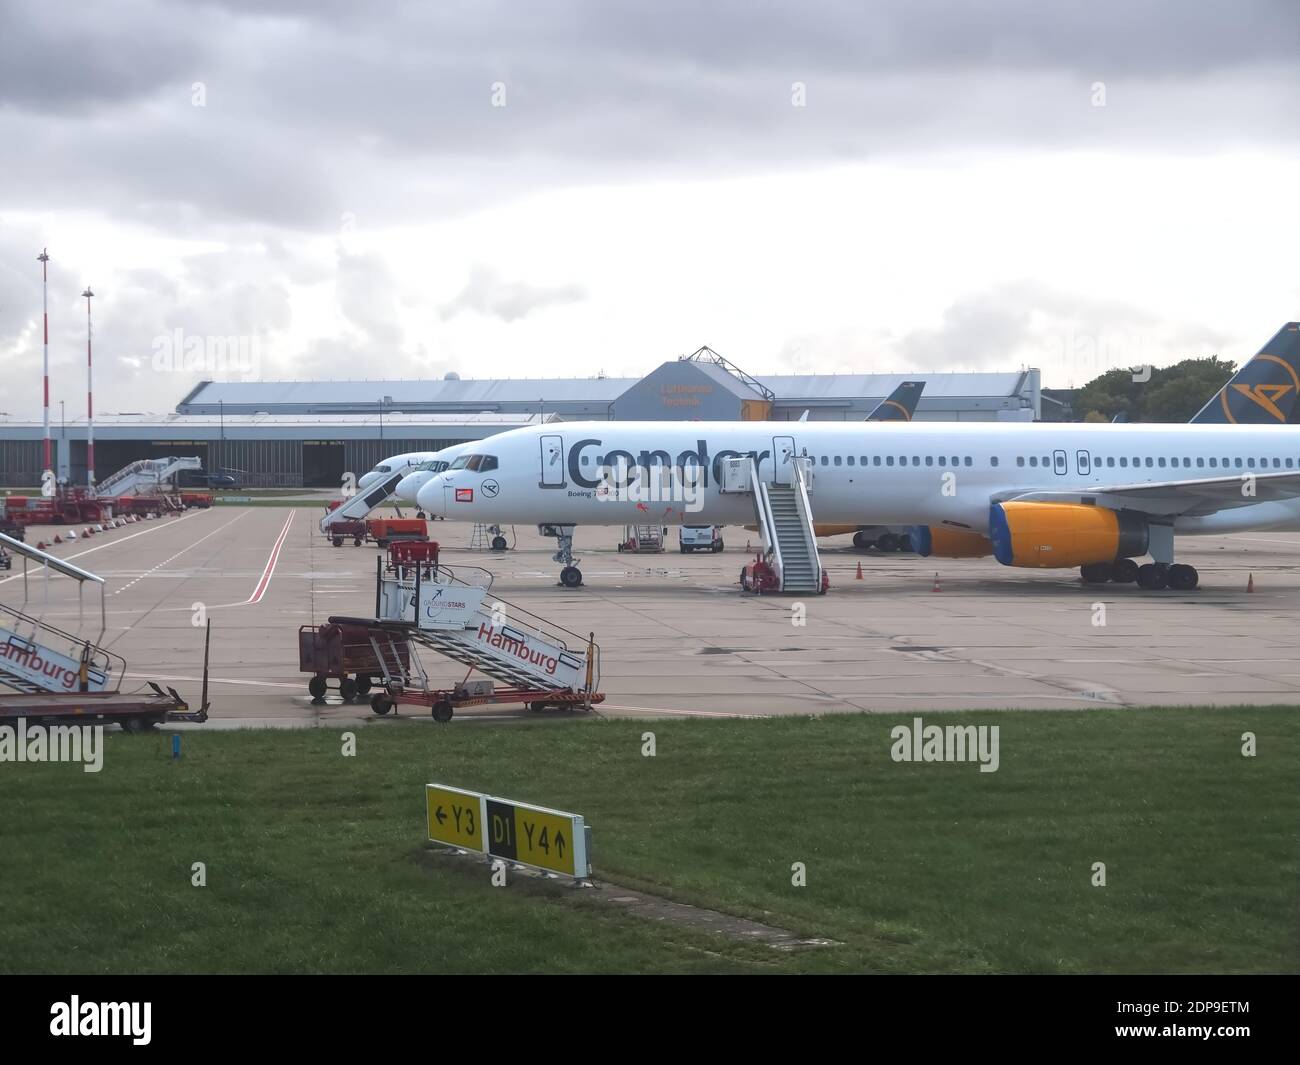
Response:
[1190,322,1300,424]
[868,380,925,422]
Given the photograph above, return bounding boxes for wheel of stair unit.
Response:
[713,541,724,552]
[353,537,363,547]
[339,676,358,702]
[308,675,328,701]
[528,701,547,712]
[355,674,373,696]
[432,699,455,723]
[370,693,393,715]
[332,536,343,547]
[492,535,508,551]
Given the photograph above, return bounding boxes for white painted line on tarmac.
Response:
[111,512,250,595]
[599,702,752,718]
[0,510,203,586]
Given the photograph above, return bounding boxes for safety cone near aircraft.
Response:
[1248,573,1255,592]
[855,561,863,580]
[932,572,942,593]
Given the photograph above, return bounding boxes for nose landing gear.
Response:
[540,523,583,587]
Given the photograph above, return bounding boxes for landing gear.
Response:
[1136,563,1169,591]
[1109,558,1139,584]
[876,532,900,552]
[491,535,508,551]
[1167,563,1199,591]
[1080,562,1111,584]
[541,523,582,588]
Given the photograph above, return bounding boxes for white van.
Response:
[679,525,724,553]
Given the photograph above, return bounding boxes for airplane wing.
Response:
[994,470,1300,517]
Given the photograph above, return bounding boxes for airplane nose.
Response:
[357,472,382,490]
[395,473,422,500]
[415,477,446,517]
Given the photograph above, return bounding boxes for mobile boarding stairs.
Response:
[322,551,603,721]
[94,456,201,498]
[0,531,210,729]
[724,453,827,595]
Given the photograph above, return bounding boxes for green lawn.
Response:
[1,709,1295,974]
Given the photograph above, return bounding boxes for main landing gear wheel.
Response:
[1136,563,1169,591]
[1109,558,1139,584]
[560,566,583,588]
[370,693,393,715]
[308,676,328,702]
[1080,562,1112,584]
[431,699,454,723]
[876,533,899,552]
[491,535,508,551]
[339,676,358,702]
[1167,563,1199,591]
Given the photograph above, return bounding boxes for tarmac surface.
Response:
[5,505,1300,725]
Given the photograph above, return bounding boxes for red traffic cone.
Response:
[1247,573,1255,593]
[855,561,863,580]
[54,535,62,544]
[36,541,46,550]
[932,572,942,593]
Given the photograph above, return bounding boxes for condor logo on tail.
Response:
[1226,380,1293,422]
[1192,323,1300,425]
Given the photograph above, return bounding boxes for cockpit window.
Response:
[376,464,391,473]
[450,454,499,472]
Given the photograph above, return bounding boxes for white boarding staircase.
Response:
[95,456,201,497]
[726,455,824,594]
[319,473,404,532]
[368,563,596,694]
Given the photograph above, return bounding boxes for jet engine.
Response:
[988,502,1149,568]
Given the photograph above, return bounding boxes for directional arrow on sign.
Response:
[436,806,447,825]
[555,830,566,858]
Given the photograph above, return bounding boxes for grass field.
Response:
[1,708,1296,974]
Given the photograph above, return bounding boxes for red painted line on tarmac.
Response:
[245,511,294,605]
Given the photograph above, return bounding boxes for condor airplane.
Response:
[416,323,1300,591]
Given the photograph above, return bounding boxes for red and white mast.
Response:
[82,286,95,488]
[37,249,50,477]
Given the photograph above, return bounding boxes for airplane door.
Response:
[1076,450,1091,476]
[773,436,796,485]
[1053,449,1068,476]
[540,434,565,488]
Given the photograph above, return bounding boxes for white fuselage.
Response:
[415,421,1300,536]
[358,450,438,490]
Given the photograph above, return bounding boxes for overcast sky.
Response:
[1,0,1298,418]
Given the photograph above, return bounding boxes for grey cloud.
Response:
[0,1,1296,233]
[439,266,585,323]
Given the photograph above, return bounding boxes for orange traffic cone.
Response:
[54,535,62,544]
[36,541,46,550]
[932,572,942,593]
[855,561,863,580]
[1247,573,1255,593]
